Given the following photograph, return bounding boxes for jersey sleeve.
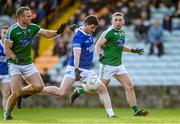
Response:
[31,23,41,35]
[100,30,111,41]
[5,28,14,42]
[72,36,83,49]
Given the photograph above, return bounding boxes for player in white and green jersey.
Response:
[95,12,148,116]
[3,6,67,120]
[70,12,149,117]
[99,24,125,66]
[6,22,41,65]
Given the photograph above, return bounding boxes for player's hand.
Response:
[99,54,105,62]
[131,48,144,55]
[15,56,24,65]
[57,23,67,34]
[75,68,82,81]
[69,24,78,32]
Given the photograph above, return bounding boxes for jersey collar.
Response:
[17,23,28,29]
[78,26,91,36]
[112,25,121,32]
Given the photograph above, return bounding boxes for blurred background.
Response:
[0,0,180,108]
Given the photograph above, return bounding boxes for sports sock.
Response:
[4,112,11,117]
[78,87,85,94]
[106,108,115,117]
[132,106,139,114]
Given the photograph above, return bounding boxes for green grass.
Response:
[0,108,180,124]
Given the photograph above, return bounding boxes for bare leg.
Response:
[22,72,44,95]
[83,80,115,117]
[115,74,137,106]
[97,83,112,109]
[6,75,22,113]
[43,76,75,98]
[0,83,11,111]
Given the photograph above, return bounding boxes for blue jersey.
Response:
[0,41,8,75]
[69,28,94,70]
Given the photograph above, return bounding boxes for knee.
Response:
[124,83,134,92]
[33,83,44,93]
[2,90,11,99]
[98,83,107,93]
[57,89,66,98]
[11,91,22,98]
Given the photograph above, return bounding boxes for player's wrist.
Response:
[131,48,136,53]
[75,68,79,72]
[99,53,103,58]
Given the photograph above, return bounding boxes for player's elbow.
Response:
[4,46,11,56]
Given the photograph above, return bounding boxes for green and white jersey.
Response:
[6,23,41,65]
[100,25,125,66]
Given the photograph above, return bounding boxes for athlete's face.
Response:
[1,28,8,38]
[111,15,125,30]
[20,10,32,26]
[84,24,98,34]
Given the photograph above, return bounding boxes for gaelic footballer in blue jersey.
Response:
[0,26,11,112]
[69,26,94,70]
[43,15,116,118]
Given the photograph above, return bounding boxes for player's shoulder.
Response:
[74,28,88,38]
[6,23,18,35]
[29,23,39,26]
[8,23,18,31]
[101,25,114,36]
[29,23,40,28]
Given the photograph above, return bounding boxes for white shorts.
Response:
[8,63,38,78]
[99,64,128,80]
[64,65,98,82]
[0,75,10,83]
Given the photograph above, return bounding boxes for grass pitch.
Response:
[0,108,180,124]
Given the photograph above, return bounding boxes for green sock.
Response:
[78,87,85,94]
[132,106,139,114]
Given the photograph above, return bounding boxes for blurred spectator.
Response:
[62,50,71,67]
[134,11,150,43]
[126,1,141,25]
[53,35,68,57]
[163,14,172,32]
[171,0,180,30]
[36,2,46,23]
[1,0,16,16]
[95,18,107,37]
[8,14,17,26]
[99,7,111,26]
[140,0,151,19]
[32,35,40,60]
[148,20,164,57]
[173,0,180,17]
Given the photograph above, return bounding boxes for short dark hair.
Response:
[84,15,99,26]
[16,6,30,17]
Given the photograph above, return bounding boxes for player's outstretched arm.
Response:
[39,23,67,38]
[131,48,144,55]
[69,24,78,32]
[95,37,107,62]
[123,46,144,55]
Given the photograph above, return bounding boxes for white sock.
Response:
[106,108,115,117]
